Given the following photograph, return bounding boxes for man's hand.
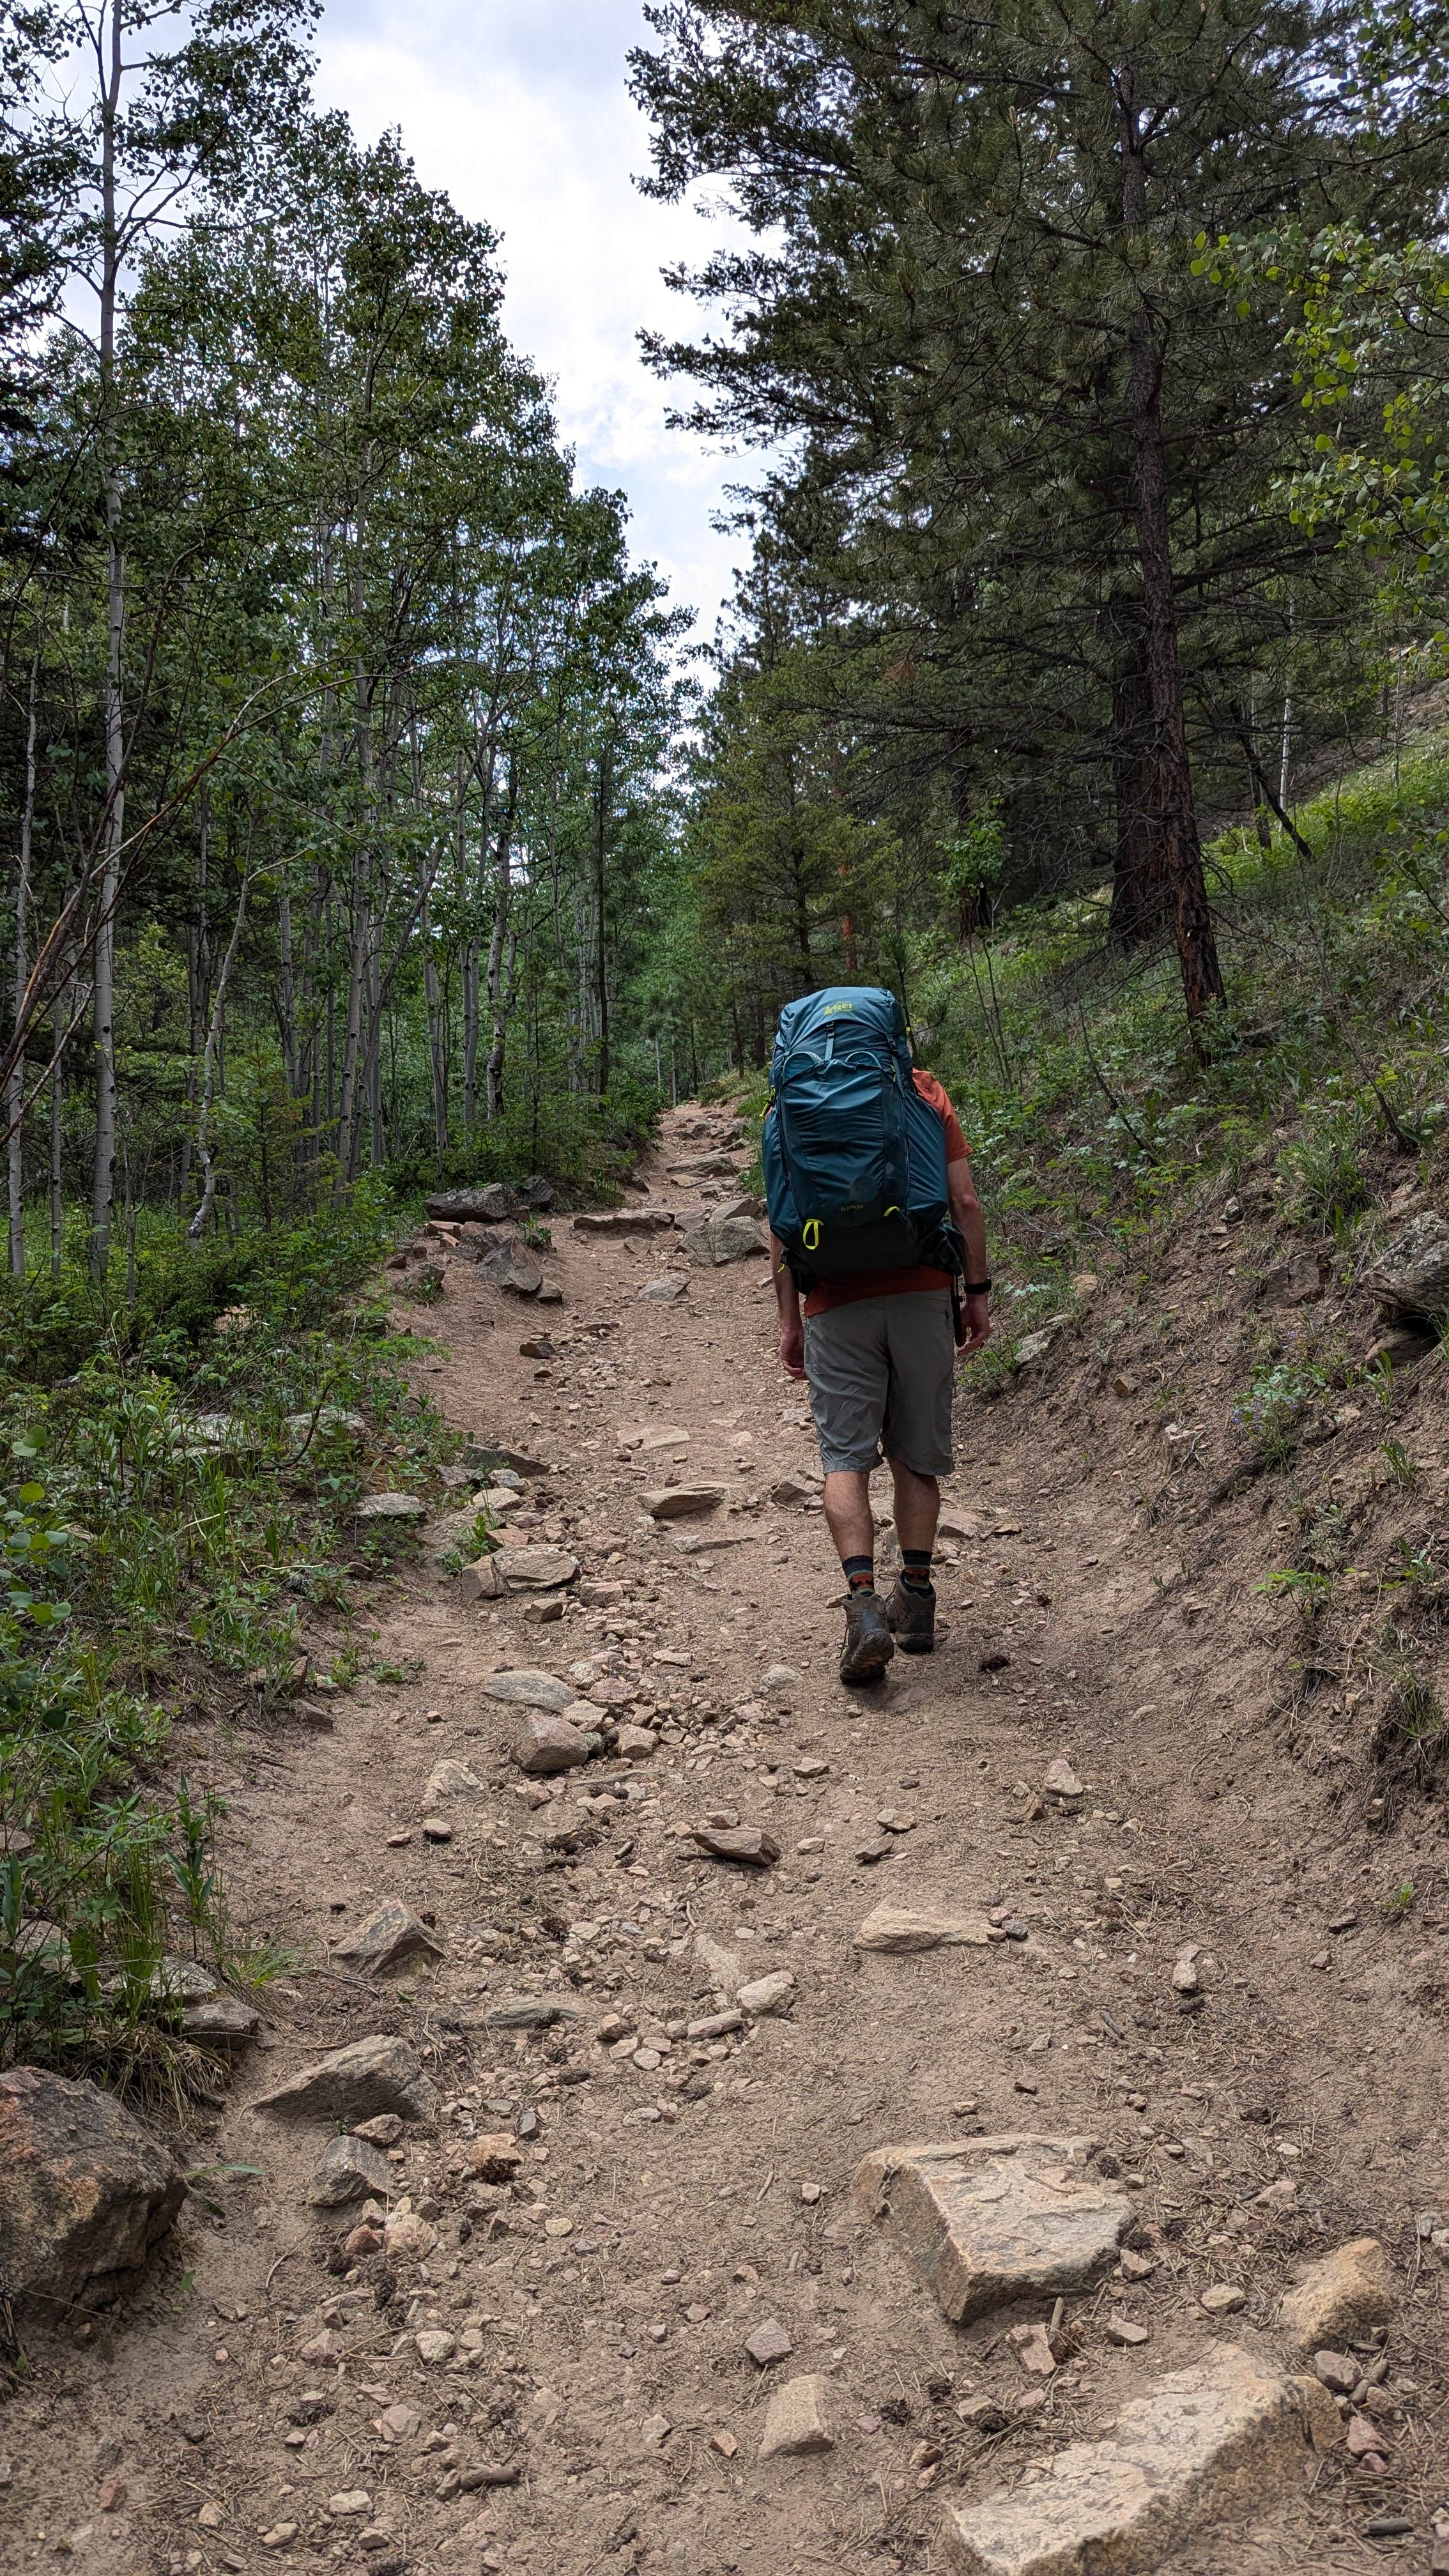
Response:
[958,1293,992,1357]
[779,1314,806,1379]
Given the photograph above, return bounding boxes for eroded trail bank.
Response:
[6,1102,1448,2576]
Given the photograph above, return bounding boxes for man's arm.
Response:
[769,1232,806,1379]
[947,1154,992,1355]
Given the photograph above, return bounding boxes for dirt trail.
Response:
[8,1102,1449,2576]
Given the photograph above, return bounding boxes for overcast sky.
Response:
[313,0,747,643]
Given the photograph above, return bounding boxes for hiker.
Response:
[763,987,991,1683]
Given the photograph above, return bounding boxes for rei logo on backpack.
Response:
[762,986,963,1285]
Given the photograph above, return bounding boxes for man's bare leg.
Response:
[889,1460,940,1554]
[822,1469,875,1567]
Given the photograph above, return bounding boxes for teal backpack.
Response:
[762,986,963,1285]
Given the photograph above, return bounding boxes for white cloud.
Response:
[313,0,749,638]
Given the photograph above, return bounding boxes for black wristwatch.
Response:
[963,1278,992,1296]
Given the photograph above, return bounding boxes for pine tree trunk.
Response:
[1107,614,1169,949]
[1118,76,1224,1025]
[484,763,518,1123]
[594,740,614,1096]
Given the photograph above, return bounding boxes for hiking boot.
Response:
[884,1576,936,1653]
[839,1588,895,1685]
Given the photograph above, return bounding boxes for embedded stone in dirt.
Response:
[486,1667,577,1712]
[502,1546,579,1590]
[307,2135,394,2207]
[425,1758,485,1804]
[694,1932,742,1994]
[484,1996,583,2030]
[688,1823,780,1867]
[255,2035,438,2126]
[1200,2282,1246,2316]
[942,2344,1340,2576]
[420,1814,453,1842]
[0,2064,187,2305]
[467,2133,525,2182]
[643,1484,728,1519]
[334,1899,444,1974]
[852,2134,1132,2324]
[1279,2238,1394,2353]
[284,1406,367,1446]
[355,1491,426,1523]
[640,1276,688,1301]
[615,1724,657,1761]
[1313,2350,1358,2396]
[737,1970,795,2017]
[1043,1756,1083,1802]
[759,2373,833,2459]
[509,1710,594,1774]
[573,1209,676,1235]
[684,1215,767,1266]
[770,1475,820,1506]
[854,1905,991,1953]
[1261,1252,1324,1306]
[744,2317,793,2368]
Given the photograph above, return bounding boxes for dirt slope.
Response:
[5,1103,1448,2576]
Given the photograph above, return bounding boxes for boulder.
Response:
[485,1668,576,1713]
[307,2135,394,2209]
[425,1186,516,1223]
[254,2036,437,2127]
[0,2065,186,2306]
[518,1174,555,1209]
[943,2345,1339,2576]
[759,2373,833,2461]
[1279,2238,1394,2354]
[501,1546,579,1591]
[1364,1210,1449,1319]
[509,1711,594,1775]
[684,1216,768,1267]
[852,2134,1131,2324]
[334,1900,444,1975]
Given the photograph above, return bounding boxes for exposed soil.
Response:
[6,1103,1449,2576]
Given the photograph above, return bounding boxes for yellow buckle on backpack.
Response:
[802,1219,820,1252]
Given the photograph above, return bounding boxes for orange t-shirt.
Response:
[802,1067,969,1317]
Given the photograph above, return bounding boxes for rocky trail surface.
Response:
[6,1103,1449,2576]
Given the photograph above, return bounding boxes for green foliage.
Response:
[1255,1566,1333,1620]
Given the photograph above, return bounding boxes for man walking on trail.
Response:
[763,988,991,1685]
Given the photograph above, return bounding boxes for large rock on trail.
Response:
[479,1236,543,1296]
[509,1710,596,1774]
[573,1209,676,1236]
[684,1215,768,1266]
[853,2134,1131,2324]
[334,1900,444,1974]
[0,2064,186,2306]
[643,1483,728,1520]
[943,2344,1339,2575]
[501,1545,578,1590]
[1365,1209,1449,1319]
[425,1185,515,1222]
[255,2036,437,2126]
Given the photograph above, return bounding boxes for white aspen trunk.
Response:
[9,651,38,1276]
[188,864,252,1240]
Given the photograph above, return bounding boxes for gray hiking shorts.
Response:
[803,1290,956,1476]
